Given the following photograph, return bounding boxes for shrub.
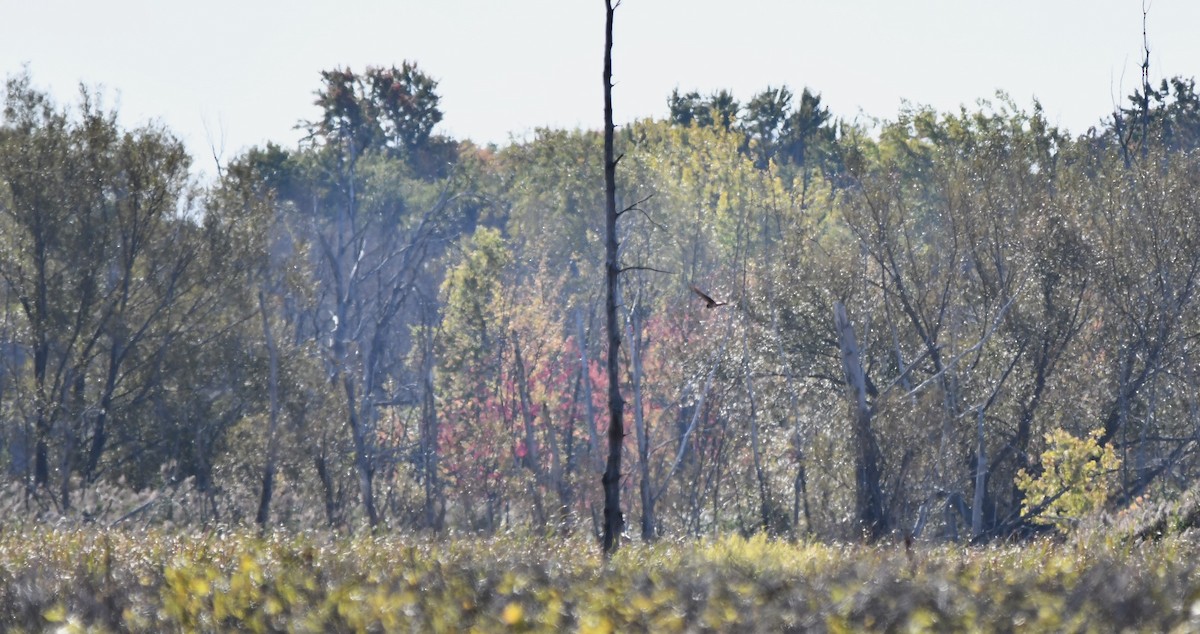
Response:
[1015,428,1120,532]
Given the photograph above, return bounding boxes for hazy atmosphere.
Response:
[3,1,1200,630]
[5,1,1198,159]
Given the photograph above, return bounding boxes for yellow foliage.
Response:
[0,527,1198,631]
[501,601,524,625]
[1015,428,1121,532]
[42,604,66,623]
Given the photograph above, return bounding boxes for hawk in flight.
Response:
[690,284,727,308]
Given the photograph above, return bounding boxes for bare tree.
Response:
[601,0,626,555]
[834,302,888,539]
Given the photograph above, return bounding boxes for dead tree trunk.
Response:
[834,302,888,540]
[601,0,626,556]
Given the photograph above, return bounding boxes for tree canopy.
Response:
[2,62,1200,545]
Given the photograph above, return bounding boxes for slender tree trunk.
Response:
[629,303,655,541]
[315,452,341,528]
[59,416,75,511]
[576,310,603,474]
[256,291,282,529]
[601,0,625,555]
[32,234,51,489]
[970,407,987,538]
[342,376,380,527]
[793,461,811,538]
[419,316,442,532]
[32,344,50,488]
[83,345,120,482]
[332,300,380,529]
[513,334,547,530]
[834,302,888,540]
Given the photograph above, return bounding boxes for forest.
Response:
[7,5,1200,625]
[3,50,1200,546]
[3,41,1200,549]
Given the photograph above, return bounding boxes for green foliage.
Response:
[10,55,1200,548]
[1112,75,1200,156]
[0,71,231,491]
[439,227,512,373]
[1016,429,1121,532]
[668,88,739,130]
[497,128,604,276]
[308,63,448,172]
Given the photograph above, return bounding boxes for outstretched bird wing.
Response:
[690,284,726,308]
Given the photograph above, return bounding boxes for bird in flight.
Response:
[690,284,727,308]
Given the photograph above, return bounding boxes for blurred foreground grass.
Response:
[2,526,1199,632]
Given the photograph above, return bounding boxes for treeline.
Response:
[2,65,1200,541]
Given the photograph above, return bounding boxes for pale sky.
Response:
[3,1,1197,175]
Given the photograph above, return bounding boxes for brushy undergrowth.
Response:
[2,527,1200,633]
